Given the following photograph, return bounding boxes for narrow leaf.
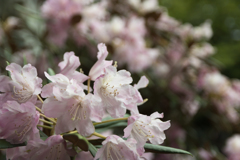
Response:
[47,68,55,76]
[88,142,98,157]
[0,139,26,149]
[144,143,192,156]
[38,128,48,141]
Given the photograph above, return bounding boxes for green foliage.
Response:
[63,133,89,151]
[144,143,192,156]
[160,0,240,78]
[0,139,26,149]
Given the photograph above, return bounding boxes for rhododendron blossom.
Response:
[7,135,73,160]
[94,135,142,160]
[94,65,141,118]
[0,101,39,144]
[42,76,102,135]
[0,63,42,105]
[58,51,89,83]
[124,112,170,147]
[89,43,113,81]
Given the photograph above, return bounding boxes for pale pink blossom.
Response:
[89,43,113,81]
[42,76,102,135]
[224,134,240,160]
[0,101,39,144]
[6,146,27,160]
[191,20,213,40]
[58,51,89,83]
[0,63,42,105]
[156,12,180,32]
[126,76,149,115]
[41,0,82,21]
[94,135,142,160]
[7,135,74,160]
[94,66,142,118]
[124,112,170,147]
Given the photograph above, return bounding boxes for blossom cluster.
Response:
[1,0,240,159]
[0,43,170,159]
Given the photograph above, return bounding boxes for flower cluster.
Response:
[0,43,170,159]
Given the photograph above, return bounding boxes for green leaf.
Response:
[95,122,127,133]
[38,128,48,141]
[88,142,98,157]
[63,133,89,151]
[144,143,192,156]
[0,139,26,149]
[23,55,27,65]
[47,68,55,76]
[6,61,11,77]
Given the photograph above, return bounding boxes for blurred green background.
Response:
[160,0,240,79]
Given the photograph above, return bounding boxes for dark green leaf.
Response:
[63,133,89,151]
[0,139,26,149]
[88,142,98,157]
[144,143,192,156]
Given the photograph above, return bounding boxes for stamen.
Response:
[12,86,33,103]
[68,100,87,121]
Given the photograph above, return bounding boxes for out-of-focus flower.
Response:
[156,12,180,32]
[201,72,229,96]
[224,134,240,160]
[94,135,142,160]
[124,112,170,147]
[0,101,39,144]
[128,0,160,14]
[191,20,213,41]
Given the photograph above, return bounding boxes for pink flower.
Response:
[27,135,73,160]
[0,63,42,105]
[58,51,89,83]
[224,134,240,160]
[42,76,103,135]
[94,65,141,118]
[89,43,113,81]
[7,135,74,160]
[126,76,149,115]
[94,135,142,160]
[6,146,27,160]
[0,101,39,144]
[124,112,170,147]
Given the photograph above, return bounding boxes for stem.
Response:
[39,113,56,124]
[37,95,44,103]
[37,125,52,130]
[39,119,53,125]
[35,106,42,112]
[50,124,56,135]
[93,117,128,126]
[138,98,148,106]
[92,132,106,139]
[61,130,78,135]
[87,79,90,93]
